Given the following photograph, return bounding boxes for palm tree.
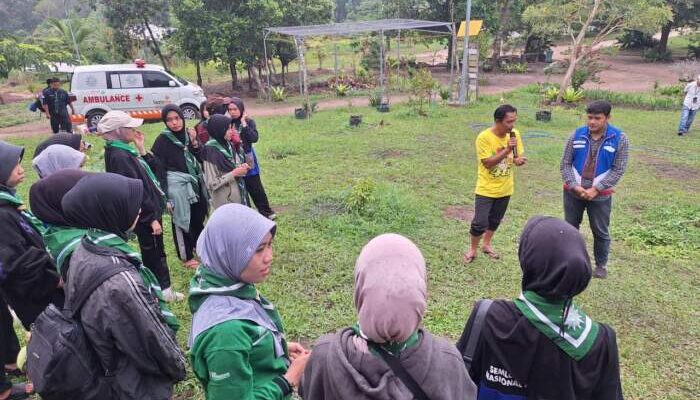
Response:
[46,17,90,63]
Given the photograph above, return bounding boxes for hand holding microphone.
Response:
[508,131,518,158]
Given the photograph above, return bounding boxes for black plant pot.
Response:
[377,103,390,112]
[349,115,362,127]
[536,110,551,122]
[294,108,307,119]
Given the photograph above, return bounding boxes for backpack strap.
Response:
[64,243,134,318]
[369,342,431,400]
[457,299,493,371]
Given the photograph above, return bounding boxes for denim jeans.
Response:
[563,190,612,267]
[678,106,697,134]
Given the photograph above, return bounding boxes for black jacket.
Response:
[464,300,623,400]
[104,146,163,225]
[65,240,186,399]
[0,193,63,330]
[150,132,204,196]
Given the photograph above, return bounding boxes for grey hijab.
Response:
[0,141,24,186]
[197,203,275,280]
[190,204,281,352]
[32,144,85,178]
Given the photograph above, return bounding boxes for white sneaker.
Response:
[162,288,185,302]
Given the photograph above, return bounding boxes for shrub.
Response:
[561,87,584,103]
[656,84,684,97]
[408,68,437,116]
[345,177,377,215]
[301,101,318,113]
[270,86,286,102]
[584,89,681,110]
[501,62,528,73]
[642,48,673,63]
[327,74,372,90]
[617,30,658,49]
[334,83,351,97]
[439,86,451,101]
[368,90,382,107]
[544,86,560,102]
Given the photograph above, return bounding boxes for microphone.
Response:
[509,131,518,158]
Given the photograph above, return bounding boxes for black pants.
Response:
[49,113,72,133]
[172,197,208,262]
[470,195,511,236]
[134,219,171,290]
[563,190,612,267]
[244,174,273,217]
[0,297,20,393]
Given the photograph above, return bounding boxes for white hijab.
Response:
[32,144,85,178]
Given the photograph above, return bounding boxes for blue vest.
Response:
[571,124,622,187]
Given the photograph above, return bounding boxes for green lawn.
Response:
[667,32,699,58]
[0,102,39,128]
[5,87,699,399]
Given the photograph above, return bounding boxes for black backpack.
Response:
[27,263,130,400]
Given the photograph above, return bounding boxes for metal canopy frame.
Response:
[262,19,458,107]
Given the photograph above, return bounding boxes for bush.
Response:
[561,87,584,103]
[368,90,382,107]
[408,68,437,116]
[544,86,560,102]
[334,83,351,97]
[345,177,377,215]
[618,30,658,49]
[501,62,528,73]
[438,86,451,101]
[270,86,286,102]
[360,38,382,72]
[327,74,372,90]
[656,84,684,97]
[584,89,681,110]
[642,48,673,63]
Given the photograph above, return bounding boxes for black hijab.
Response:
[202,114,235,173]
[228,97,245,126]
[34,133,82,158]
[161,104,187,141]
[29,169,91,226]
[519,216,592,301]
[62,172,143,238]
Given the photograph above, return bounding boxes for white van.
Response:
[70,60,206,127]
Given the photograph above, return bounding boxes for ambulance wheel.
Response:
[86,110,106,128]
[180,104,199,120]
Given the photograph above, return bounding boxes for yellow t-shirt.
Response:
[474,128,524,198]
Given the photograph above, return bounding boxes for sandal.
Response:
[463,252,476,264]
[482,247,500,260]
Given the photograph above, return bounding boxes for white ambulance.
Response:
[69,60,206,127]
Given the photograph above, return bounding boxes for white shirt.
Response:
[683,82,700,111]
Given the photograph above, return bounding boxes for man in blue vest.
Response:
[560,101,629,279]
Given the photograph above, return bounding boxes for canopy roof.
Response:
[265,18,453,38]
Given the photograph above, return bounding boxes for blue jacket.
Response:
[571,124,622,190]
[245,147,260,177]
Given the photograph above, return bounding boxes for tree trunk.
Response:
[251,65,265,95]
[143,18,168,69]
[658,22,672,54]
[491,0,512,64]
[229,60,238,91]
[281,63,287,86]
[557,0,601,103]
[195,59,202,87]
[247,67,253,91]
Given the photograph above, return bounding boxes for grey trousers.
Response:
[563,190,612,267]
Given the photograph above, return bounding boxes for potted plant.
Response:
[348,98,362,127]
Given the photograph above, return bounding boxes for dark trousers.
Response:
[244,174,273,217]
[0,298,20,393]
[470,195,511,236]
[49,113,72,133]
[563,190,612,267]
[134,219,171,290]
[171,197,208,262]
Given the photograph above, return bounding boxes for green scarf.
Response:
[204,139,249,205]
[84,229,180,332]
[352,324,420,356]
[43,225,87,274]
[105,140,166,205]
[0,190,47,235]
[514,291,599,361]
[161,130,202,178]
[188,266,284,332]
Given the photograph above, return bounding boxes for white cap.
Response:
[97,111,144,133]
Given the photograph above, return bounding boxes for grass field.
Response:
[0,102,39,128]
[5,87,699,399]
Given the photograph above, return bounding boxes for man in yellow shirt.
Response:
[464,105,526,263]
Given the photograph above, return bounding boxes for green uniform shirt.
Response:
[191,319,290,400]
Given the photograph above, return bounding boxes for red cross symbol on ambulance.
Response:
[135,94,144,102]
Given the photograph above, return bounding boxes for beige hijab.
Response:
[354,233,427,344]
